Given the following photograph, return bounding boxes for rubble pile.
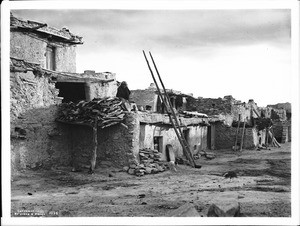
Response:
[56,97,127,128]
[124,148,167,176]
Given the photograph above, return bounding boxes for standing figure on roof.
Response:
[116,81,131,101]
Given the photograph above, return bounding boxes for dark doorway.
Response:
[56,82,86,103]
[183,129,189,143]
[154,136,163,153]
[207,126,212,149]
[207,125,215,150]
[165,144,175,162]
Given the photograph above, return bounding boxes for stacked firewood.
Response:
[56,97,127,128]
[124,148,166,176]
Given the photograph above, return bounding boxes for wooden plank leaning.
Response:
[89,117,98,173]
[234,114,241,151]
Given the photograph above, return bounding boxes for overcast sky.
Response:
[12,9,291,106]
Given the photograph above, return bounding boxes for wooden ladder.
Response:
[143,51,197,168]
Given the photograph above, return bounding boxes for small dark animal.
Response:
[223,171,238,179]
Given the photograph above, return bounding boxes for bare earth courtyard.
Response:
[11,142,291,217]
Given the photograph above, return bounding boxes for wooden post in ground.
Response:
[234,114,241,151]
[265,127,269,148]
[240,118,246,151]
[90,118,98,173]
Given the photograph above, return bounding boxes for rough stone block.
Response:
[168,203,200,217]
[207,201,240,217]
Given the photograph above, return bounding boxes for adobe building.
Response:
[131,83,189,113]
[263,103,291,143]
[131,86,265,151]
[185,95,262,150]
[10,13,124,173]
[11,13,205,175]
[186,95,291,150]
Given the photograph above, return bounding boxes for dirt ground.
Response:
[11,142,291,217]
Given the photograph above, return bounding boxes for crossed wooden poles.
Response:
[143,51,199,168]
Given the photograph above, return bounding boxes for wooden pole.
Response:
[240,118,246,151]
[148,51,196,166]
[234,114,241,151]
[265,127,269,148]
[269,130,281,148]
[89,118,98,173]
[143,51,195,167]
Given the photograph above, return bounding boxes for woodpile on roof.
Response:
[56,97,127,129]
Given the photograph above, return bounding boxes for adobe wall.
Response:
[55,45,77,72]
[10,71,70,175]
[214,122,259,150]
[85,72,118,99]
[272,120,291,143]
[262,107,287,121]
[10,71,60,121]
[139,124,208,161]
[11,32,46,65]
[10,32,76,72]
[130,90,157,110]
[186,96,233,115]
[61,113,139,168]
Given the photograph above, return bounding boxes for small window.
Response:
[46,45,56,70]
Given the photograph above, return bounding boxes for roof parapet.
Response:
[10,13,83,45]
